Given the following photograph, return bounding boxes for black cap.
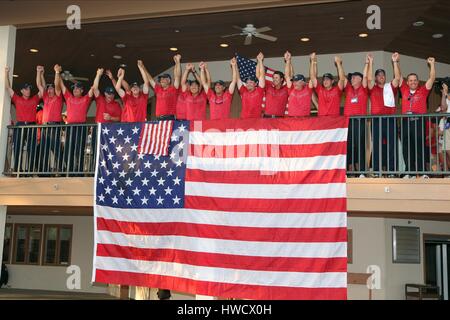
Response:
[375,69,386,77]
[104,87,115,94]
[244,76,258,83]
[322,73,334,81]
[130,82,139,88]
[188,79,200,86]
[348,72,364,81]
[21,83,32,90]
[158,73,172,81]
[46,83,55,89]
[214,80,226,87]
[71,82,84,90]
[292,74,306,82]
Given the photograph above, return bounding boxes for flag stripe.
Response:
[185,169,347,184]
[96,206,346,228]
[187,155,346,172]
[185,182,346,199]
[95,256,347,288]
[97,218,347,243]
[184,196,347,213]
[96,245,348,273]
[96,231,347,258]
[95,269,347,300]
[189,129,348,146]
[189,142,347,158]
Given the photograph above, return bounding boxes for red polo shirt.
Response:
[11,93,40,122]
[95,95,122,123]
[207,90,232,120]
[368,83,398,115]
[315,84,343,116]
[154,84,178,117]
[183,90,207,121]
[400,82,430,114]
[239,86,264,119]
[344,83,369,116]
[42,92,63,123]
[264,85,289,116]
[175,88,187,120]
[287,86,313,117]
[121,92,148,122]
[63,91,92,124]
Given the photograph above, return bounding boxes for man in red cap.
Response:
[5,66,41,174]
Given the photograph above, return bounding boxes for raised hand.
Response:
[284,51,292,61]
[199,61,206,70]
[367,53,374,63]
[427,57,436,64]
[443,83,448,93]
[257,52,264,61]
[105,69,113,79]
[230,57,237,66]
[137,60,144,68]
[36,65,44,72]
[174,54,181,63]
[392,52,400,62]
[334,56,342,65]
[186,63,194,71]
[54,64,62,73]
[117,68,125,78]
[310,52,317,62]
[96,68,104,76]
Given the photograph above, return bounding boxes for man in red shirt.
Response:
[310,53,345,116]
[237,52,266,119]
[199,58,238,120]
[397,56,436,177]
[36,65,64,174]
[339,55,370,175]
[55,64,94,175]
[115,61,150,123]
[284,51,314,117]
[180,63,207,120]
[5,66,41,174]
[367,53,401,176]
[143,54,181,121]
[257,52,289,118]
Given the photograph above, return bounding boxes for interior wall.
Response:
[4,214,107,294]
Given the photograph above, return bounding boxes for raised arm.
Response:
[4,67,15,98]
[93,68,103,98]
[199,62,209,94]
[54,64,65,95]
[425,57,436,91]
[367,54,375,90]
[257,52,265,88]
[310,53,318,88]
[115,68,126,98]
[391,52,402,88]
[105,69,118,88]
[137,60,150,94]
[362,54,371,88]
[181,63,192,92]
[36,65,45,98]
[173,54,181,89]
[142,65,156,90]
[284,51,293,89]
[229,57,238,94]
[335,56,346,90]
[441,83,448,112]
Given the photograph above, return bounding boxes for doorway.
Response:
[424,234,450,300]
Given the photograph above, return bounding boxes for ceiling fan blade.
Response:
[232,25,243,31]
[71,76,89,81]
[244,34,252,46]
[221,33,243,38]
[254,33,277,42]
[255,26,271,33]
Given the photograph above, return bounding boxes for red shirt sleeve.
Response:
[207,90,214,101]
[154,84,162,95]
[11,92,18,104]
[63,91,72,102]
[314,84,323,95]
[239,86,247,95]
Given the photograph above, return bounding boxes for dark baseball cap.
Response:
[46,83,55,89]
[292,74,306,82]
[104,87,115,94]
[158,73,172,81]
[244,76,258,83]
[375,69,386,76]
[21,83,32,90]
[130,82,140,88]
[322,73,334,81]
[348,72,364,80]
[71,82,84,89]
[214,80,226,87]
[188,79,200,86]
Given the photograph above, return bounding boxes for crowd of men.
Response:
[4,52,450,178]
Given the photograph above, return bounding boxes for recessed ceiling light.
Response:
[170,47,178,52]
[220,43,229,48]
[90,54,95,57]
[358,33,369,38]
[300,37,310,42]
[115,43,126,48]
[113,55,122,59]
[51,210,60,213]
[413,21,425,27]
[339,16,345,20]
[13,74,19,78]
[432,33,444,39]
[29,48,39,53]
[174,30,180,33]
[120,64,127,68]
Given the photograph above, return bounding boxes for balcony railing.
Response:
[3,115,450,178]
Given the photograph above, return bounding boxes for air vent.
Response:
[393,226,420,263]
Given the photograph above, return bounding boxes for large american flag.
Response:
[236,54,275,84]
[93,117,349,300]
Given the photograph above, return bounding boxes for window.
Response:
[2,223,13,263]
[43,225,72,266]
[12,224,42,265]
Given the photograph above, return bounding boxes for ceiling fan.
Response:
[61,70,89,83]
[221,24,278,45]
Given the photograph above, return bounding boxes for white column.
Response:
[0,25,16,280]
[0,25,17,177]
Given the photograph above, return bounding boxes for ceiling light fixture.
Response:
[13,74,19,78]
[120,64,127,68]
[300,37,310,42]
[220,43,229,48]
[170,47,178,52]
[432,33,444,39]
[29,48,39,53]
[174,30,180,33]
[339,16,345,20]
[90,54,95,57]
[413,21,424,27]
[358,33,369,38]
[115,43,126,48]
[113,55,122,59]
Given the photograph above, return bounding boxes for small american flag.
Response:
[93,117,349,300]
[138,121,173,156]
[236,54,275,84]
